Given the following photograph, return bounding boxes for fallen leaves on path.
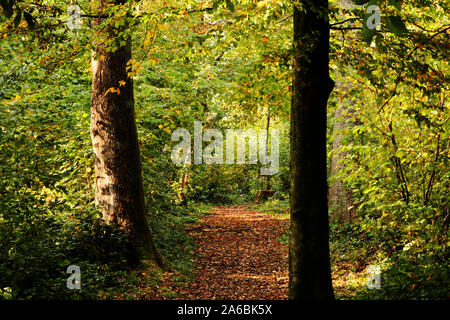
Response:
[171,205,289,300]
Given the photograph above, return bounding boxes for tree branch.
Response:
[330,18,361,26]
[377,25,450,114]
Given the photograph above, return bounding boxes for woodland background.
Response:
[0,0,448,299]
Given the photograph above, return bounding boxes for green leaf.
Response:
[360,28,376,44]
[212,0,223,11]
[23,11,35,29]
[225,0,235,12]
[13,9,21,28]
[386,16,408,35]
[389,0,401,10]
[374,34,386,52]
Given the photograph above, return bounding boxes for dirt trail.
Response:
[174,205,289,300]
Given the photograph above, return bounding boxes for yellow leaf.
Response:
[104,87,120,96]
[159,24,169,31]
[104,87,114,96]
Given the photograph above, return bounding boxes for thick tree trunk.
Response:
[90,0,165,267]
[289,1,335,299]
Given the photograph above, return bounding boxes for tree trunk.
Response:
[329,102,354,223]
[178,166,190,207]
[289,1,335,299]
[328,0,357,223]
[265,106,271,190]
[253,190,275,204]
[90,0,165,267]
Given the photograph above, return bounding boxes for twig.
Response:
[377,25,450,114]
[330,26,362,30]
[330,18,361,26]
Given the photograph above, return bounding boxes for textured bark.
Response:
[289,1,335,299]
[90,0,164,267]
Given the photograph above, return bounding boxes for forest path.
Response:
[172,205,289,299]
